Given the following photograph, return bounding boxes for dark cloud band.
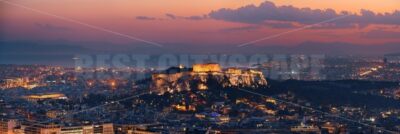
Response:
[208,1,400,28]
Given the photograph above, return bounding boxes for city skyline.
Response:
[1,1,400,133]
[1,60,400,133]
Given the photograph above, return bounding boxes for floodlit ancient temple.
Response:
[192,63,222,73]
[150,63,268,94]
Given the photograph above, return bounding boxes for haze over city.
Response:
[1,1,400,134]
[1,0,400,65]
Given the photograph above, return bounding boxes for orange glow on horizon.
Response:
[1,0,399,47]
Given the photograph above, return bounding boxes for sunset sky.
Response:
[1,0,400,58]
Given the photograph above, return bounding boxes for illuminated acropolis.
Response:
[150,63,268,93]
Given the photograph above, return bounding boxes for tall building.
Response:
[11,122,115,134]
[0,119,17,134]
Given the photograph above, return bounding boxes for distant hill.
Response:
[385,52,400,56]
[1,40,400,65]
[249,42,400,56]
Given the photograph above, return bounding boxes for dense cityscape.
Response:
[2,0,400,133]
[0,55,400,134]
